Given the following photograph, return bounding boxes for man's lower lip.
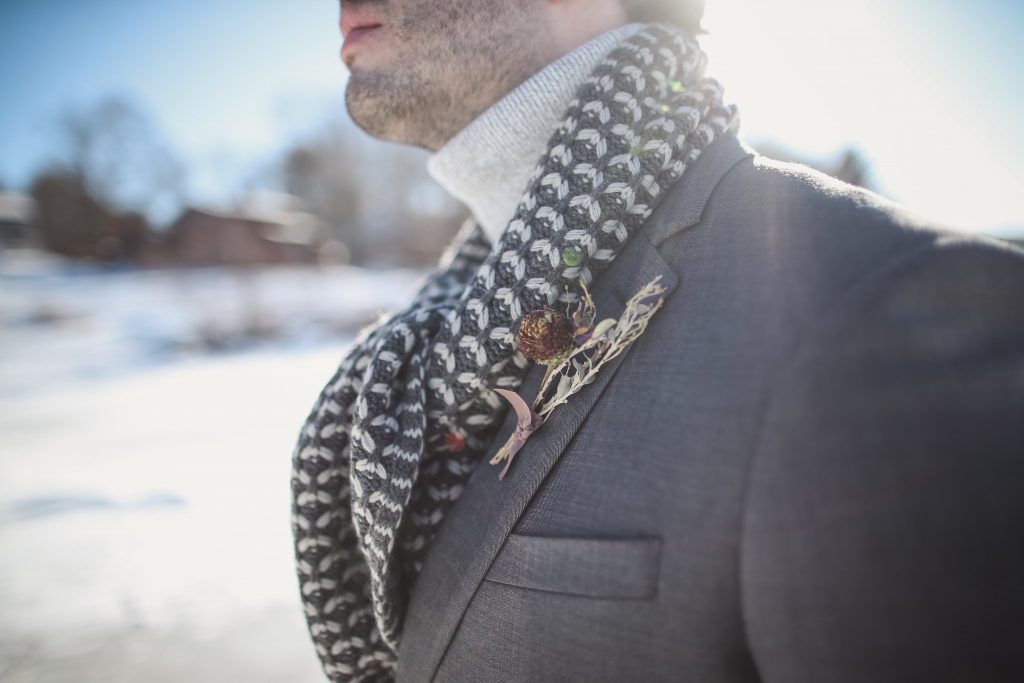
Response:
[342,26,381,60]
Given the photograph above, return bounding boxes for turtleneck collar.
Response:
[426,22,646,246]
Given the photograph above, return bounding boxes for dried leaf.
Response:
[591,318,617,340]
[494,388,537,425]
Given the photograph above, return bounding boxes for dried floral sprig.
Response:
[488,274,668,479]
[535,275,667,417]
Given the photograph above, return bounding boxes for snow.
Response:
[0,255,427,681]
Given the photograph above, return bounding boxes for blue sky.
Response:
[1,0,1022,233]
[0,0,346,210]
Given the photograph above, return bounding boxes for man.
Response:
[292,1,1024,681]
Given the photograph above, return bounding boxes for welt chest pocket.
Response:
[482,533,663,599]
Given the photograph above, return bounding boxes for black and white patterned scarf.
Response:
[291,23,739,681]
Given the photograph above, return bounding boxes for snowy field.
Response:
[0,253,427,682]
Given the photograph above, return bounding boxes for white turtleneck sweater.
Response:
[426,22,645,246]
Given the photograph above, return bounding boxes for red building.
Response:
[163,204,329,266]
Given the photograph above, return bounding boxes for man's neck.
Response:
[426,23,645,246]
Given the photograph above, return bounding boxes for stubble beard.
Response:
[345,56,456,151]
[343,2,552,151]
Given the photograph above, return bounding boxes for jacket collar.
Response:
[396,130,754,682]
[646,131,757,247]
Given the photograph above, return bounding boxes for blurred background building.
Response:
[0,0,1021,681]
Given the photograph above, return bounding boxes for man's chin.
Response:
[344,72,406,143]
[342,59,445,150]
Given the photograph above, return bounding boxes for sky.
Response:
[0,0,347,215]
[0,0,1022,234]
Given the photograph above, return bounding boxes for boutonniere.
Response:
[487,273,668,480]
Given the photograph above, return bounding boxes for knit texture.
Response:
[426,22,645,245]
[291,23,739,682]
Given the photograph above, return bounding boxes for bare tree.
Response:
[55,93,185,226]
[26,94,182,262]
[280,120,367,261]
[273,117,465,265]
[29,169,149,261]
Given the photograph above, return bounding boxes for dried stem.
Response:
[535,275,666,417]
[489,275,667,468]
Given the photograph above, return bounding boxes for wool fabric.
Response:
[426,22,646,245]
[291,23,740,682]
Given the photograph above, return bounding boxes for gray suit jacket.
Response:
[395,132,1024,682]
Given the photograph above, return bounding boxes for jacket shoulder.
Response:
[724,150,954,242]
[677,147,1022,324]
[730,155,1024,681]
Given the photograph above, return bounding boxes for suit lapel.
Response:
[396,131,754,682]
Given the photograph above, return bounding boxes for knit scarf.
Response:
[291,23,739,682]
